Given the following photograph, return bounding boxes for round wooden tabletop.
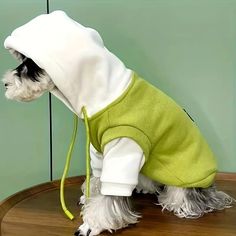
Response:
[0,176,236,236]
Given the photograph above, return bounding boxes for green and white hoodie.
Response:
[4,11,217,196]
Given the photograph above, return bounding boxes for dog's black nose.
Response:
[4,83,9,88]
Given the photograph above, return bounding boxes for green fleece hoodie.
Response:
[88,73,217,188]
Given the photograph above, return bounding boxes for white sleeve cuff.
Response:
[101,182,136,196]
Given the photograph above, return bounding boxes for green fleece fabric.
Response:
[88,73,217,188]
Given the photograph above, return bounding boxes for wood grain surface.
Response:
[0,174,235,236]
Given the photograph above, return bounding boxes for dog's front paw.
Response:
[74,222,101,236]
[76,194,140,236]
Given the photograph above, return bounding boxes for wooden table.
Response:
[0,176,236,236]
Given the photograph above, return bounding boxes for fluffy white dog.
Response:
[2,11,234,236]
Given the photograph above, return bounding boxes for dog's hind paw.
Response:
[74,222,101,236]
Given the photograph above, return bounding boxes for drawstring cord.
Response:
[60,107,91,220]
[60,113,78,220]
[82,107,91,198]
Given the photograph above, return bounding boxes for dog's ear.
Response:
[23,58,43,81]
[14,58,43,82]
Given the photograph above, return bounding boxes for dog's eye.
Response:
[14,62,26,74]
[14,63,27,80]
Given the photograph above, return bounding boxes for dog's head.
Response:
[2,52,55,102]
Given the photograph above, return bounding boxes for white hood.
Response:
[4,10,132,117]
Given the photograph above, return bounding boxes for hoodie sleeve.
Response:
[100,137,145,196]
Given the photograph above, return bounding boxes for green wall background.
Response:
[0,0,235,201]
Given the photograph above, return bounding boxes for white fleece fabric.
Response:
[4,10,145,196]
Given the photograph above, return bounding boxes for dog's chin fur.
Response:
[3,69,54,102]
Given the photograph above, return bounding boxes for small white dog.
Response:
[2,11,234,236]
